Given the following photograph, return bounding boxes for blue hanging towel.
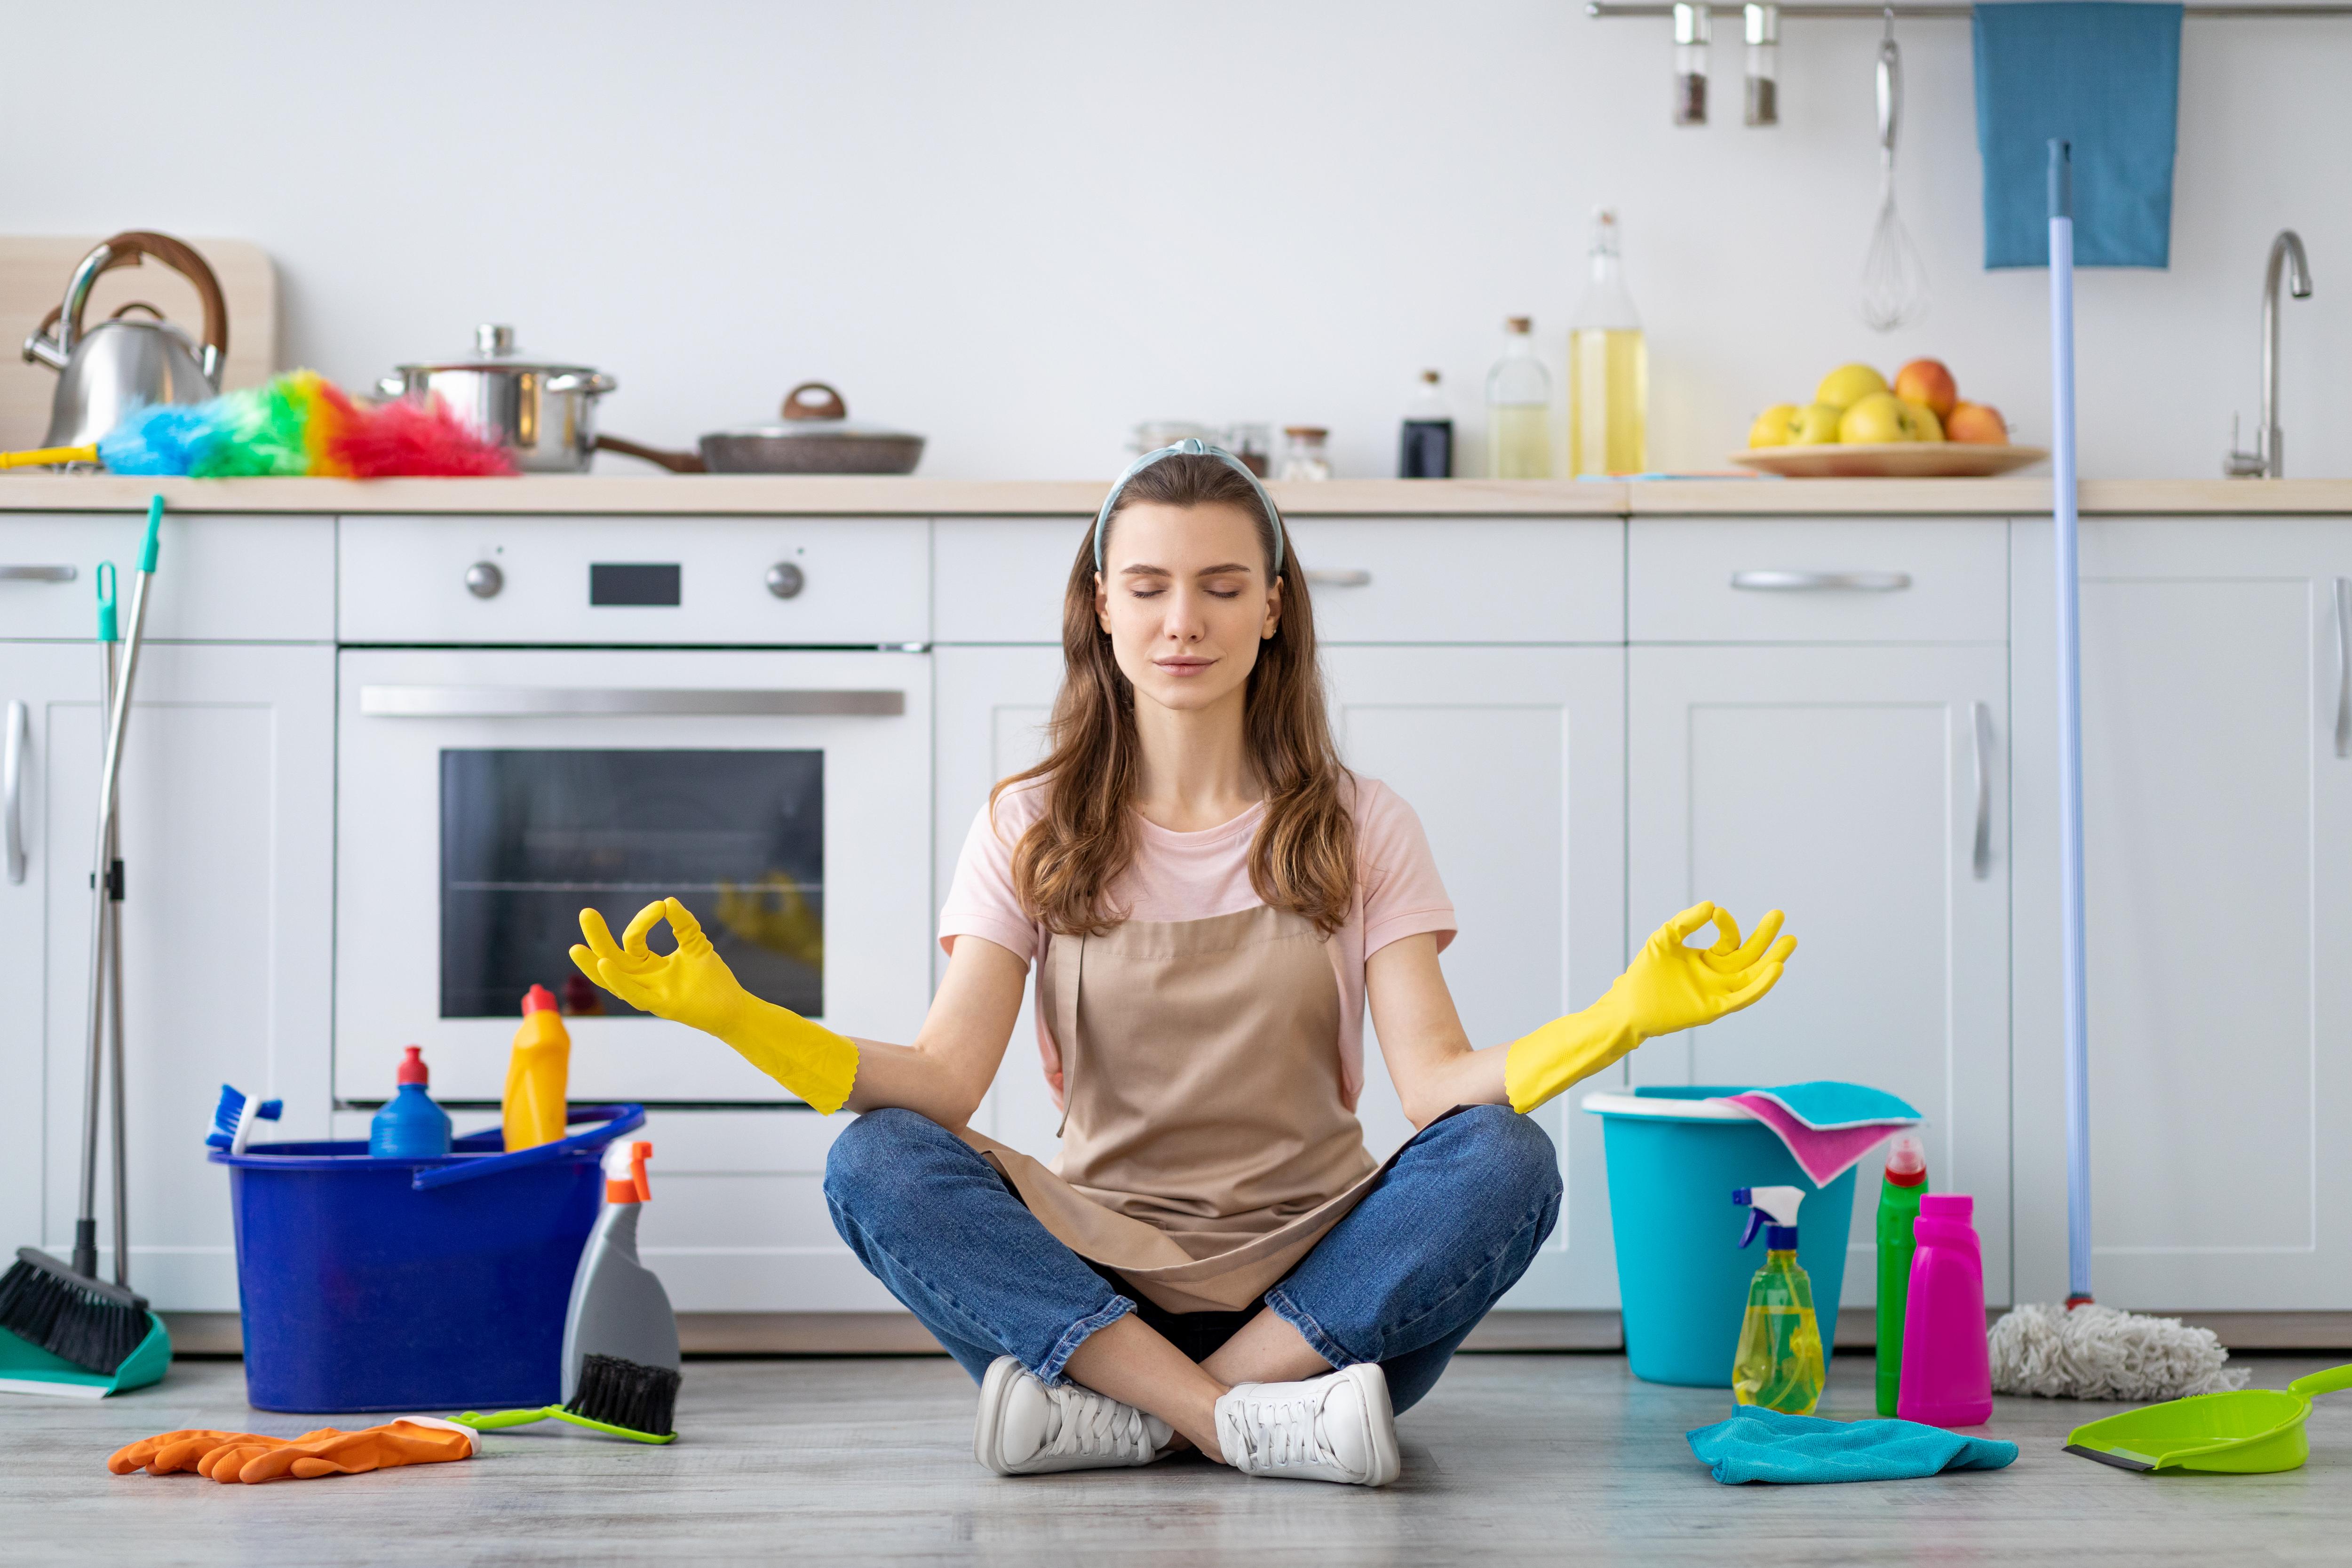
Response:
[1973,2,2182,268]
[1688,1407,2020,1484]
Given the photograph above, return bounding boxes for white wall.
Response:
[4,0,2344,480]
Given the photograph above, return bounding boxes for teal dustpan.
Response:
[2066,1364,2352,1473]
[0,1313,172,1399]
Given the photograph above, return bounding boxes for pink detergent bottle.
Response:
[1896,1193,1993,1426]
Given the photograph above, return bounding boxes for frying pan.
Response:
[596,382,924,475]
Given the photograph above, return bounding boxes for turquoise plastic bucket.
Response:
[1585,1086,1859,1387]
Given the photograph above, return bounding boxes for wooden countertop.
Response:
[1,474,2347,516]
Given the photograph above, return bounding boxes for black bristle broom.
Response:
[0,500,166,1379]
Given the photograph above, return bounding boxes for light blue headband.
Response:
[1092,439,1286,576]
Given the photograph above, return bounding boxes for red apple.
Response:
[1945,401,2009,445]
[1893,358,1958,420]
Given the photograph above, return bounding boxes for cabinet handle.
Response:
[4,700,24,885]
[1305,569,1373,588]
[0,565,77,582]
[359,685,905,718]
[2336,578,2351,760]
[1729,570,1912,592]
[1971,700,1994,881]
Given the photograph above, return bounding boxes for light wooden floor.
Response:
[9,1352,2346,1566]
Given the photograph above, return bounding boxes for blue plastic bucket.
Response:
[1585,1087,1859,1387]
[211,1105,643,1413]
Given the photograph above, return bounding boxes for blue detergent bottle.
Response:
[370,1045,453,1158]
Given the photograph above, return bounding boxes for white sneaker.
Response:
[1214,1362,1400,1487]
[975,1355,1174,1475]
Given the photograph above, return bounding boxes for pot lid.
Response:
[396,322,599,375]
[713,381,919,441]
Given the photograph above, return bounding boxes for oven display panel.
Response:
[439,748,823,1019]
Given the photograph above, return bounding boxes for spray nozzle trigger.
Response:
[604,1138,654,1203]
[1734,1185,1806,1249]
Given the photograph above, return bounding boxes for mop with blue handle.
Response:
[1986,144,2245,1403]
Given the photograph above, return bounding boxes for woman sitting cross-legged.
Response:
[571,444,1795,1487]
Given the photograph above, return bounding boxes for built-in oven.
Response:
[332,515,933,1106]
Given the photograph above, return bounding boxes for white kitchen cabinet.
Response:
[930,516,1625,645]
[1321,646,1626,1309]
[1627,643,2012,1309]
[2011,519,2352,1311]
[932,645,1065,1159]
[0,639,334,1310]
[1628,518,2006,643]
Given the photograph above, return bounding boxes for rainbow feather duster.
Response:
[75,371,515,478]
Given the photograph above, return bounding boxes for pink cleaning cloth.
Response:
[1719,1093,1907,1186]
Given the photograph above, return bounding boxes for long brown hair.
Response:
[993,454,1355,936]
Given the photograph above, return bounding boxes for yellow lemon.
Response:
[1787,403,1844,444]
[1748,404,1801,447]
[1815,363,1890,410]
[1838,392,1914,443]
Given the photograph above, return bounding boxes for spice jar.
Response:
[1744,3,1780,127]
[1224,422,1273,476]
[1673,1,1710,127]
[1278,426,1332,481]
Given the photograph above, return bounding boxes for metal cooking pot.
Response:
[595,382,925,475]
[379,324,616,474]
[22,231,229,449]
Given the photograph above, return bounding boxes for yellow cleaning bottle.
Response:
[502,984,571,1152]
[1731,1185,1827,1415]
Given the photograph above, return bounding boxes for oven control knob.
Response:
[465,561,503,599]
[766,562,805,600]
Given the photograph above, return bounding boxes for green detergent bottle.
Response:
[1731,1186,1826,1416]
[1874,1134,1929,1417]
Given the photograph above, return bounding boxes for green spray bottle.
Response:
[1731,1186,1826,1415]
[1874,1133,1929,1417]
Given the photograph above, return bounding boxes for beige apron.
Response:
[959,904,1384,1314]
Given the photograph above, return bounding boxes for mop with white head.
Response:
[2010,150,2250,1405]
[1989,1303,2248,1401]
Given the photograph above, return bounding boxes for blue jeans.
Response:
[823,1103,1562,1414]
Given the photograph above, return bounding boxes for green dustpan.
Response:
[2066,1364,2352,1473]
[0,1313,172,1399]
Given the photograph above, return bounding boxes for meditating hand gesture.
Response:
[1503,901,1796,1114]
[571,896,859,1114]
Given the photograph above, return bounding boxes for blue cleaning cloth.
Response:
[1737,1081,1920,1131]
[1973,2,2182,268]
[1688,1407,2019,1484]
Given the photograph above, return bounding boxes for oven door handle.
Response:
[358,685,906,718]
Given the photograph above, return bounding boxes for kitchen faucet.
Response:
[2225,230,2313,478]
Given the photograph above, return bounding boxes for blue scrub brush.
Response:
[206,1084,283,1155]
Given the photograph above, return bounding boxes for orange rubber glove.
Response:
[108,1429,302,1476]
[1502,902,1796,1114]
[110,1420,475,1482]
[220,1418,476,1483]
[571,896,858,1114]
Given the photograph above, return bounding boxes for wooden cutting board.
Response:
[0,237,278,452]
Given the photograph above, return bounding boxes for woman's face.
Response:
[1095,501,1282,716]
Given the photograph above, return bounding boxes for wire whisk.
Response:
[1860,8,1929,331]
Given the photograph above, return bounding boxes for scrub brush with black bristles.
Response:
[451,1139,681,1443]
[569,1354,681,1438]
[0,1248,151,1375]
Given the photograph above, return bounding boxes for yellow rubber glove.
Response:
[1503,901,1796,1114]
[571,896,859,1114]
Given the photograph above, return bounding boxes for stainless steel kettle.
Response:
[21,231,229,448]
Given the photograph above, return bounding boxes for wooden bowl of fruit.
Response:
[1732,359,2046,478]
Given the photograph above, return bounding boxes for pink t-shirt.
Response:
[938,773,1456,1111]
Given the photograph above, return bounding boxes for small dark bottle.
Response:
[1398,369,1454,478]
